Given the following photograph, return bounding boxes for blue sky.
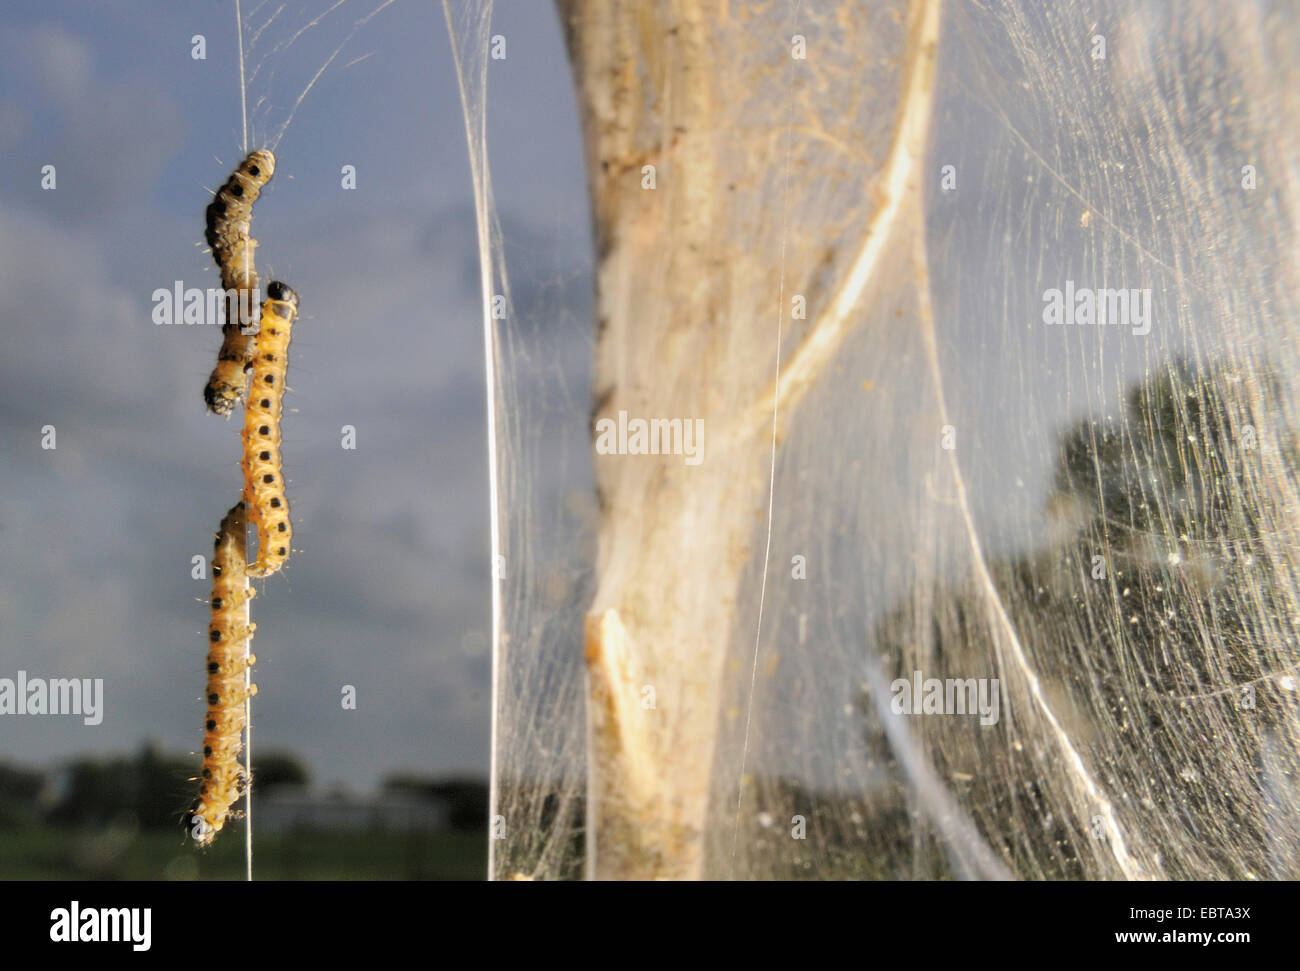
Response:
[0,0,593,792]
[2,0,1290,810]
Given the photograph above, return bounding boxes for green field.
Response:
[0,827,487,880]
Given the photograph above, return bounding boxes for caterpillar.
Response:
[241,281,299,576]
[188,501,258,845]
[203,149,276,416]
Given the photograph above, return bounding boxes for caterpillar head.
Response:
[185,803,217,845]
[203,380,240,416]
[264,280,299,315]
[242,149,275,184]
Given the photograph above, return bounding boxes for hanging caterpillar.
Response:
[188,501,258,845]
[241,281,299,576]
[203,149,276,416]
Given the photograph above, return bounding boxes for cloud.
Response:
[0,1,595,795]
[0,24,185,220]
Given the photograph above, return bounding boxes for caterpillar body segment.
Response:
[205,149,275,287]
[204,298,259,417]
[188,501,257,845]
[203,149,275,416]
[241,281,299,577]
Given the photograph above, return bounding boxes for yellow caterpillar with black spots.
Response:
[203,149,275,416]
[188,501,258,845]
[241,281,299,576]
